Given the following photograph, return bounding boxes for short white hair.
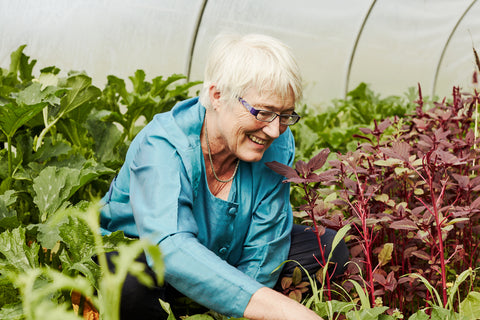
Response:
[199,33,303,108]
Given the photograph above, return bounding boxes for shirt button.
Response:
[219,247,227,254]
[228,207,237,216]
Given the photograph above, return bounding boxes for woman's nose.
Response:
[262,117,281,139]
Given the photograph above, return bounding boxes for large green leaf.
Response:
[314,299,356,319]
[407,310,430,320]
[150,74,186,96]
[0,190,18,230]
[35,221,62,251]
[0,227,40,272]
[59,74,100,115]
[16,82,60,106]
[32,166,70,220]
[8,45,36,83]
[8,45,27,75]
[460,291,480,319]
[32,162,114,221]
[32,74,101,151]
[59,216,95,262]
[0,302,23,320]
[86,110,122,164]
[0,276,20,309]
[58,216,100,284]
[345,306,389,320]
[429,306,460,320]
[14,268,92,320]
[0,150,8,180]
[0,101,45,138]
[31,136,72,163]
[102,230,132,251]
[129,69,147,96]
[56,118,90,149]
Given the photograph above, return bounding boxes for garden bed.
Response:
[1,46,480,320]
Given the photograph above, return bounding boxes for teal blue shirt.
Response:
[100,97,294,317]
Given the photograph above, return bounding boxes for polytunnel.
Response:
[1,0,480,109]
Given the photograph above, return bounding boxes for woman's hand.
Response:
[243,287,324,320]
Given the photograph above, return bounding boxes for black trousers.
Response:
[105,225,349,320]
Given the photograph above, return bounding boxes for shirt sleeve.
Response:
[129,134,263,317]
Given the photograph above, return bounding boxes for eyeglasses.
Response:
[238,97,300,126]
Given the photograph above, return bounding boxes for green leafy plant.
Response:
[99,69,201,142]
[1,202,163,320]
[401,268,479,319]
[0,45,199,319]
[291,82,418,162]
[280,266,311,302]
[3,44,480,320]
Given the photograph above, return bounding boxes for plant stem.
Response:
[351,169,376,307]
[358,195,376,307]
[85,206,120,320]
[7,135,12,178]
[302,182,332,300]
[344,174,376,307]
[35,112,63,151]
[473,94,478,172]
[425,161,448,307]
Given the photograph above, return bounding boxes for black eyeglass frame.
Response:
[238,97,301,126]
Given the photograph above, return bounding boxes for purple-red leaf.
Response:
[307,148,330,172]
[434,128,451,141]
[295,160,308,176]
[304,170,337,183]
[359,127,373,135]
[411,250,431,261]
[281,277,292,290]
[265,161,299,179]
[380,142,411,162]
[390,219,418,231]
[373,273,386,285]
[330,199,348,207]
[285,177,309,184]
[436,150,463,165]
[352,134,373,143]
[418,134,434,148]
[412,118,427,130]
[451,173,469,189]
[377,119,392,133]
[471,196,480,209]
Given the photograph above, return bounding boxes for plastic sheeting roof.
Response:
[1,0,479,108]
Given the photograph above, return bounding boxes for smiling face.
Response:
[209,86,295,163]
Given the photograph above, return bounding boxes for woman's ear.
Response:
[208,85,222,111]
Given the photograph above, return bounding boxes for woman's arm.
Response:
[244,287,323,320]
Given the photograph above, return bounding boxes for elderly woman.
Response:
[100,33,348,320]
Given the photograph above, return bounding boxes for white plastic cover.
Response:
[1,0,479,108]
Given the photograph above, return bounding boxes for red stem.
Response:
[302,182,332,300]
[346,174,376,307]
[424,160,448,307]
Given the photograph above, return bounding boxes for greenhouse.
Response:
[2,0,480,106]
[1,1,480,319]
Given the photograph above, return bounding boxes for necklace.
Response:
[204,117,240,183]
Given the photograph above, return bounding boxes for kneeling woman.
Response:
[100,33,348,320]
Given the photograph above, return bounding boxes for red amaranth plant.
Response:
[266,149,341,300]
[334,84,480,313]
[269,84,480,315]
